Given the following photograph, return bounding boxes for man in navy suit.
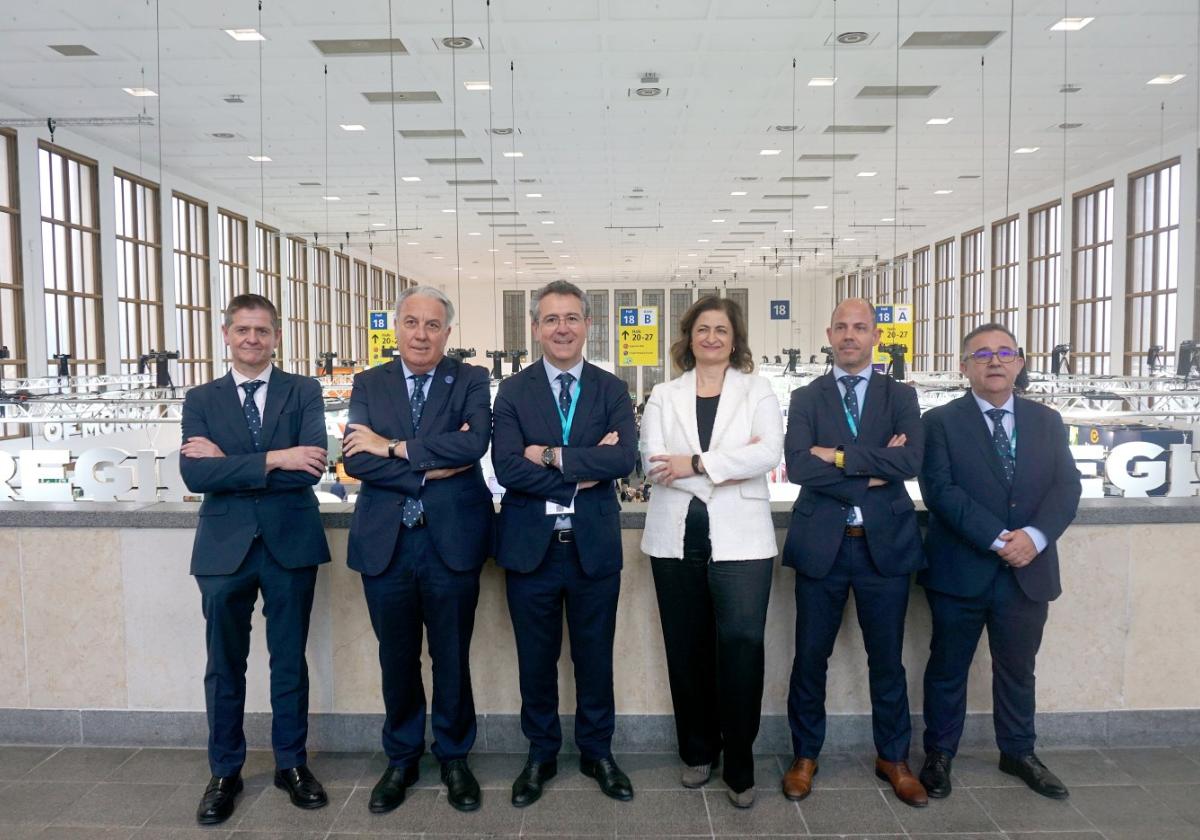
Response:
[492,280,639,807]
[180,294,331,826]
[341,286,494,814]
[781,298,928,807]
[918,323,1081,800]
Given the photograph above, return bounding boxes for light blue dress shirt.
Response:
[543,357,585,529]
[833,363,872,526]
[972,392,1049,556]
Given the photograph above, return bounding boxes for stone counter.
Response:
[1,500,1198,752]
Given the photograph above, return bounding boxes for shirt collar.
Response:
[230,364,272,388]
[832,363,872,384]
[400,358,438,381]
[543,356,585,386]
[972,391,1015,416]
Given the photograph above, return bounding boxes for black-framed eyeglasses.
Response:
[965,347,1020,364]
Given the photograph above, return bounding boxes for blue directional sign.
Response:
[770,300,790,320]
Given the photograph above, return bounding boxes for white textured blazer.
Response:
[639,367,784,561]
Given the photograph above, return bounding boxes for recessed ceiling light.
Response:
[857,171,877,177]
[372,222,386,227]
[541,220,555,224]
[407,241,420,245]
[760,149,782,156]
[432,255,444,260]
[808,76,837,86]
[679,264,689,269]
[123,87,157,97]
[339,124,365,131]
[1014,147,1039,154]
[698,239,709,242]
[1148,74,1185,85]
[559,254,570,258]
[442,208,456,213]
[760,246,772,250]
[525,192,542,198]
[322,195,340,201]
[712,219,726,223]
[813,204,828,209]
[687,253,697,257]
[401,176,421,182]
[934,189,953,195]
[841,237,856,242]
[782,228,795,233]
[551,240,563,244]
[224,28,266,41]
[468,231,481,236]
[1051,17,1094,31]
[488,248,498,252]
[463,81,492,91]
[247,155,271,162]
[503,151,524,158]
[926,117,954,125]
[730,191,747,196]
[881,217,895,221]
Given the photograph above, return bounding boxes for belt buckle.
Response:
[555,529,574,543]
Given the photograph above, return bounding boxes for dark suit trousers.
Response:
[651,522,773,794]
[505,537,621,763]
[196,538,318,777]
[922,566,1049,758]
[788,535,913,761]
[361,524,481,767]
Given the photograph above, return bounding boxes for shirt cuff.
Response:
[1023,526,1049,555]
[991,529,1010,551]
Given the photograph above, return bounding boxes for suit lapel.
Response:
[670,370,702,453]
[384,360,416,439]
[819,374,855,443]
[257,367,292,449]
[1011,395,1034,487]
[528,363,564,445]
[708,368,746,449]
[414,357,456,434]
[214,371,255,453]
[854,372,887,443]
[567,363,601,446]
[958,393,1011,486]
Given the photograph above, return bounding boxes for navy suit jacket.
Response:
[181,367,331,576]
[782,371,925,578]
[918,392,1081,603]
[343,357,495,576]
[491,360,638,577]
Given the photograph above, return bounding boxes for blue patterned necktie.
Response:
[402,374,430,528]
[838,374,863,524]
[241,380,265,451]
[556,371,576,425]
[986,407,1016,483]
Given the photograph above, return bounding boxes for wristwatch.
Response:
[833,445,845,470]
[691,454,704,475]
[387,439,401,459]
[541,446,557,467]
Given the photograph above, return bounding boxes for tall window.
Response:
[385,271,398,304]
[991,215,1020,332]
[960,228,985,337]
[873,263,889,304]
[502,289,526,353]
[0,130,25,439]
[642,288,666,398]
[333,252,352,363]
[353,259,368,364]
[312,247,332,360]
[586,290,611,361]
[370,265,384,309]
[668,288,693,373]
[1071,183,1114,374]
[835,274,847,302]
[114,171,163,374]
[1027,201,1062,372]
[173,193,212,384]
[286,237,310,373]
[217,209,249,314]
[892,255,909,303]
[933,238,957,371]
[1125,158,1180,374]
[39,143,103,376]
[912,248,931,370]
[254,223,282,367]
[614,289,637,396]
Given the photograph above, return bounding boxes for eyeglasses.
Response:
[540,314,585,327]
[965,347,1020,364]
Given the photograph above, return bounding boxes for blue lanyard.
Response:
[842,402,858,439]
[554,378,580,445]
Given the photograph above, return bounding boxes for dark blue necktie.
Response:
[986,407,1016,483]
[838,375,863,437]
[557,371,575,423]
[241,380,265,451]
[402,374,430,528]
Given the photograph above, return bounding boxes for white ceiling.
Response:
[2,0,1198,289]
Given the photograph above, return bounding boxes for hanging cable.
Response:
[486,0,500,345]
[1004,0,1015,217]
[830,0,838,282]
[154,0,163,184]
[258,0,265,224]
[510,60,518,291]
[450,0,462,306]
[387,0,401,278]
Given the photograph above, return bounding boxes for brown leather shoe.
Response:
[874,758,928,808]
[782,757,817,801]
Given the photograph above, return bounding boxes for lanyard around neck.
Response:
[554,377,580,445]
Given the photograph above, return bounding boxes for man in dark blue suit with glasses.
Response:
[181,294,331,826]
[918,323,1081,801]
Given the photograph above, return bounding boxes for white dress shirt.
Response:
[230,363,272,416]
[833,363,872,526]
[543,356,585,528]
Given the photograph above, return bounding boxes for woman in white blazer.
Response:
[641,296,784,808]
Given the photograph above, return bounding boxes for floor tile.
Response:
[615,752,694,792]
[908,835,1006,840]
[0,747,61,779]
[943,751,1023,788]
[889,785,1000,834]
[232,784,354,832]
[614,789,710,836]
[1006,832,1106,840]
[130,829,232,840]
[422,790,525,835]
[707,786,805,835]
[451,752,527,790]
[304,750,375,787]
[329,786,439,834]
[141,781,264,831]
[1101,747,1200,785]
[1068,783,1193,832]
[108,749,211,784]
[52,781,178,827]
[0,781,96,827]
[24,748,136,782]
[798,788,905,835]
[520,788,617,835]
[33,829,136,840]
[968,786,1091,833]
[1030,748,1136,787]
[225,832,328,840]
[1146,782,1200,826]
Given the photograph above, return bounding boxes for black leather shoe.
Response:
[441,758,481,812]
[274,765,328,810]
[999,752,1069,800]
[580,755,634,802]
[919,751,953,799]
[196,773,243,825]
[369,764,420,814]
[511,758,557,808]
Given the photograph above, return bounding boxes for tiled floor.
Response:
[0,745,1197,839]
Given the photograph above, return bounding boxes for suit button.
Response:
[1010,502,1016,508]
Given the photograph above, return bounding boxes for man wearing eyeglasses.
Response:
[917,323,1081,802]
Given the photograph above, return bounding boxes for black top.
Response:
[696,394,720,452]
[684,393,722,555]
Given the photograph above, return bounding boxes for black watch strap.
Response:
[691,453,703,475]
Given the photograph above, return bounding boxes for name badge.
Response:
[545,499,575,516]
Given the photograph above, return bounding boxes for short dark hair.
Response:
[961,322,1018,355]
[224,293,280,330]
[670,296,754,373]
[831,297,877,327]
[530,280,589,321]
